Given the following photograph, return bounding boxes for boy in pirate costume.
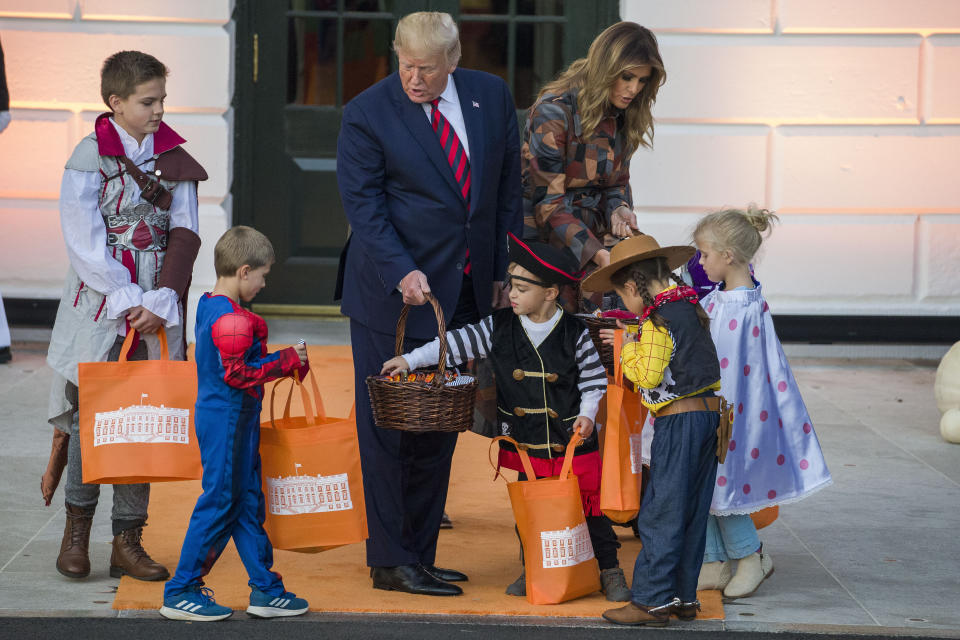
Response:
[43,51,206,581]
[382,234,630,602]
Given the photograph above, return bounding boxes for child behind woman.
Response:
[586,235,723,627]
[382,234,631,602]
[693,206,831,599]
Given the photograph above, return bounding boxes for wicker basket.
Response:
[579,314,639,376]
[366,294,477,433]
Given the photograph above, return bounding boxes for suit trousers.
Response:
[351,277,479,567]
[629,407,719,606]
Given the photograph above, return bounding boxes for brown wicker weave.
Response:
[366,293,477,433]
[579,314,639,376]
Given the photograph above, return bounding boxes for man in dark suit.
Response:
[336,12,522,596]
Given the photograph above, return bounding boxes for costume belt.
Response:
[654,396,733,464]
[654,396,721,417]
[514,440,586,453]
[103,204,169,252]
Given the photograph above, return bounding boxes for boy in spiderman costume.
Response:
[160,226,310,621]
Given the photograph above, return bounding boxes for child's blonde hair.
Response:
[214,226,275,277]
[694,204,779,264]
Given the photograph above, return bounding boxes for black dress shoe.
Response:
[422,564,468,582]
[371,564,463,596]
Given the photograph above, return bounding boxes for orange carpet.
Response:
[113,345,724,619]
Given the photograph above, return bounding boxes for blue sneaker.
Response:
[246,585,309,618]
[159,585,233,621]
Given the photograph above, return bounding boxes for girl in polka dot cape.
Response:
[693,205,832,600]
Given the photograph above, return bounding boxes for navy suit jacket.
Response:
[336,69,522,340]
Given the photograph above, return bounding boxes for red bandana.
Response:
[639,285,700,322]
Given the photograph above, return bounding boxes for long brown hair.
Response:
[610,257,710,330]
[537,22,665,155]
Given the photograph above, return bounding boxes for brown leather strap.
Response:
[118,156,173,210]
[157,227,201,300]
[655,395,721,417]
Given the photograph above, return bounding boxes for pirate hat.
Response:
[507,233,581,287]
[581,234,695,293]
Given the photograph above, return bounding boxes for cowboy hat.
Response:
[581,234,695,293]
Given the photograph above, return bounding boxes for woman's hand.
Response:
[593,248,611,269]
[381,356,411,376]
[610,206,639,239]
[573,416,595,439]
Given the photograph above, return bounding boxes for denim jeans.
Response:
[703,514,761,563]
[630,409,718,606]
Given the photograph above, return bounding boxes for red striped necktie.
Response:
[430,98,471,274]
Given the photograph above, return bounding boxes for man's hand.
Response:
[399,270,431,305]
[381,356,411,376]
[573,416,595,439]
[610,206,640,239]
[127,306,162,334]
[492,280,511,310]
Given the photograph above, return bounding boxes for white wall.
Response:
[622,0,960,316]
[0,0,233,336]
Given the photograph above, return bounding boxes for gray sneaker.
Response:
[505,570,525,596]
[601,567,631,602]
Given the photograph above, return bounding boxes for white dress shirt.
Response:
[58,118,199,331]
[420,75,470,160]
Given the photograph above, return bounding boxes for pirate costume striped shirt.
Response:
[403,307,607,422]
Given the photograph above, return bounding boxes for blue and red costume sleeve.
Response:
[211,311,307,390]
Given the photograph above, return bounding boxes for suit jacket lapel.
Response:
[390,74,463,205]
[454,69,484,218]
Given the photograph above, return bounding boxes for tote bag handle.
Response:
[269,368,325,428]
[489,433,584,481]
[117,327,169,362]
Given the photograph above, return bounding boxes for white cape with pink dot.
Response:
[699,283,832,515]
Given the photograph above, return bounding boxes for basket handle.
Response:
[395,292,447,385]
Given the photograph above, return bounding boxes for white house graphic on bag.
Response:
[93,393,190,447]
[540,522,595,568]
[265,463,353,516]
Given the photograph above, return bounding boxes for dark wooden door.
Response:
[234,0,619,308]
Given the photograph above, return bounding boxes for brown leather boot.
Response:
[110,526,169,581]
[56,503,94,578]
[673,599,701,621]
[602,598,678,627]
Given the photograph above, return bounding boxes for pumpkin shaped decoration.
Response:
[934,341,960,444]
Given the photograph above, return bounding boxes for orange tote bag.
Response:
[78,328,201,484]
[492,434,601,605]
[259,370,368,553]
[600,330,645,523]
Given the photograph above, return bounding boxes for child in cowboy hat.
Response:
[584,234,723,627]
[381,233,634,602]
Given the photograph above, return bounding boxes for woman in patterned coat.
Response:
[522,22,666,311]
